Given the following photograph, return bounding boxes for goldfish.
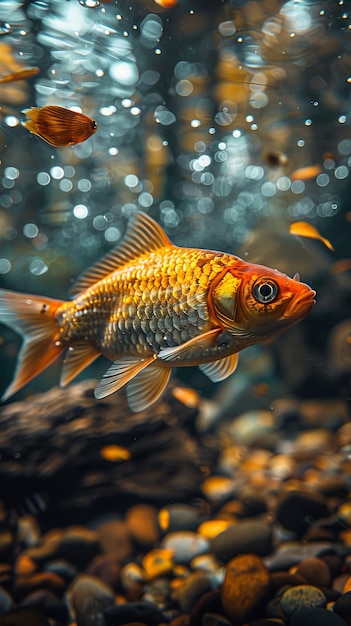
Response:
[21,105,98,147]
[0,67,40,83]
[0,213,315,412]
[289,221,334,251]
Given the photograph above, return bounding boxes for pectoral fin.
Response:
[94,355,155,400]
[199,353,239,382]
[60,344,100,387]
[127,361,171,412]
[158,328,222,363]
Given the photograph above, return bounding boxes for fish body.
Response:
[0,67,40,83]
[0,213,316,411]
[21,105,98,147]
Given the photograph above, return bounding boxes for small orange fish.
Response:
[0,213,316,411]
[0,67,40,83]
[291,164,322,181]
[21,105,98,147]
[289,221,334,251]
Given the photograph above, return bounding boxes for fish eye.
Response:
[92,120,98,130]
[253,278,278,304]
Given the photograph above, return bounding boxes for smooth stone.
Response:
[191,554,221,575]
[264,542,336,571]
[56,527,101,570]
[97,519,133,561]
[15,555,37,576]
[66,574,115,626]
[142,549,174,580]
[211,520,273,563]
[161,532,209,565]
[221,554,270,623]
[280,584,327,618]
[202,614,232,626]
[0,532,14,562]
[143,577,170,609]
[20,589,70,623]
[13,572,66,601]
[295,557,332,588]
[333,590,351,621]
[0,586,13,615]
[276,491,329,533]
[290,607,349,626]
[17,517,41,548]
[224,410,276,446]
[158,504,202,533]
[104,601,168,626]
[43,559,78,584]
[86,554,121,590]
[173,572,212,613]
[270,572,308,593]
[126,505,160,546]
[0,607,50,626]
[198,521,232,540]
[189,590,223,626]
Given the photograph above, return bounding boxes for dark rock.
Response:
[158,504,203,533]
[333,590,351,622]
[56,527,101,570]
[20,589,70,623]
[280,585,327,618]
[290,607,349,626]
[295,557,332,588]
[264,542,337,572]
[43,559,78,584]
[270,572,308,593]
[211,520,273,563]
[173,572,212,613]
[0,532,14,563]
[276,491,329,533]
[13,572,66,601]
[0,586,13,615]
[104,601,169,626]
[0,607,50,626]
[189,590,223,626]
[86,554,121,591]
[201,614,232,626]
[66,574,115,626]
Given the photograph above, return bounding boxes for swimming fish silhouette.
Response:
[22,105,98,147]
[0,213,315,411]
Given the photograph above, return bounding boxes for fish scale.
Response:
[57,247,228,357]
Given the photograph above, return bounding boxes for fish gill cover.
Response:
[0,0,350,400]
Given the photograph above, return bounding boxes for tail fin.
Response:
[0,289,65,401]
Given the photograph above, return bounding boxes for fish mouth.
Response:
[286,287,316,319]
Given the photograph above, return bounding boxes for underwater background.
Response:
[0,1,351,626]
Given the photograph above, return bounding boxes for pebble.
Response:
[198,521,232,540]
[333,590,351,622]
[103,601,168,626]
[142,549,174,580]
[0,606,50,626]
[189,590,223,626]
[294,556,332,588]
[280,584,327,617]
[0,585,13,615]
[55,526,101,570]
[158,505,202,533]
[290,607,349,626]
[13,572,66,601]
[221,554,270,623]
[43,559,78,584]
[97,519,133,561]
[173,572,213,613]
[126,505,160,546]
[66,574,115,626]
[211,520,273,563]
[20,589,70,623]
[276,491,329,533]
[0,532,14,562]
[161,532,209,565]
[201,613,232,626]
[86,554,121,590]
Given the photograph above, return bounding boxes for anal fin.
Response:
[199,353,239,382]
[60,344,100,387]
[127,361,171,412]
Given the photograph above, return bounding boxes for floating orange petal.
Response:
[0,67,39,83]
[21,105,98,147]
[289,221,334,251]
[291,164,322,181]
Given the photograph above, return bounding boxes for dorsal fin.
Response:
[70,212,172,297]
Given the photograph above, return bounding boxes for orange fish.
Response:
[21,105,98,147]
[0,213,316,411]
[0,67,40,83]
[289,221,334,251]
